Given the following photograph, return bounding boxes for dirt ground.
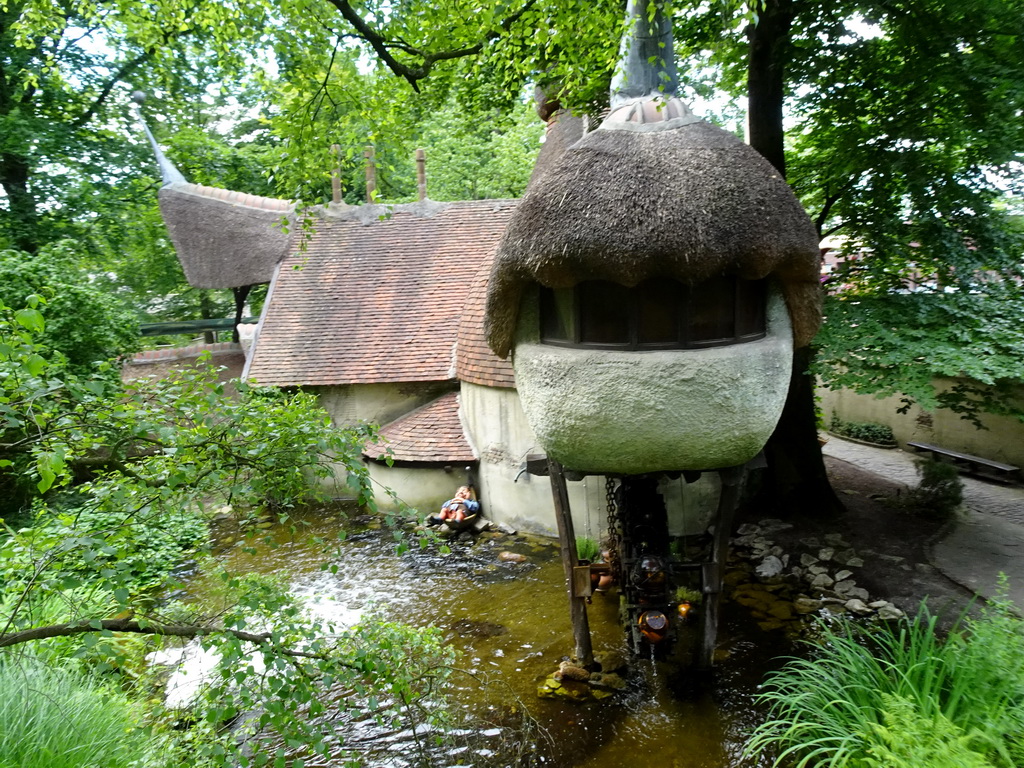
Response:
[732,455,978,623]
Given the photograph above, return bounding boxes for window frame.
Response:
[538,277,768,351]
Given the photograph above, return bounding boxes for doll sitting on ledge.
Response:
[428,486,480,527]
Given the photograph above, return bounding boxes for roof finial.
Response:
[130,91,187,187]
[610,0,678,107]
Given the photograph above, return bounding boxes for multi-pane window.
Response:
[539,276,767,350]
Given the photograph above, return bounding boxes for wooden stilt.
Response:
[547,457,594,667]
[698,465,745,670]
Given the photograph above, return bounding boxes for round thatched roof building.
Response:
[485,95,821,359]
[482,2,822,474]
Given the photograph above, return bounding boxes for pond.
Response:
[168,508,791,767]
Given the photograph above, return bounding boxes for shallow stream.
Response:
[172,508,790,767]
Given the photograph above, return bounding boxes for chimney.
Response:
[416,148,427,202]
[331,144,343,204]
[364,145,376,203]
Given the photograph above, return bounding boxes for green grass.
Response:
[747,592,1024,767]
[0,659,159,768]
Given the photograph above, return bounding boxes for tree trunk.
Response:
[747,0,843,516]
[0,151,39,253]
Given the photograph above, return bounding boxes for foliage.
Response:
[829,415,896,445]
[1,297,459,766]
[747,595,1024,767]
[0,657,163,768]
[0,244,139,371]
[575,536,600,562]
[816,285,1024,425]
[906,458,964,520]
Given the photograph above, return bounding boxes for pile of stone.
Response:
[728,518,905,635]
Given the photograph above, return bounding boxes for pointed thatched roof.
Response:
[158,182,295,290]
[484,94,822,358]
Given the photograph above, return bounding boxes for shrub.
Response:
[830,415,896,445]
[575,536,600,562]
[906,457,964,519]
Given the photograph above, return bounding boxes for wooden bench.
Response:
[906,441,1021,484]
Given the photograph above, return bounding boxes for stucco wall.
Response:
[365,463,470,515]
[511,285,794,473]
[460,382,611,536]
[317,381,455,428]
[820,379,1024,468]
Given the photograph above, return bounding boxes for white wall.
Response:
[820,378,1024,468]
[318,382,453,428]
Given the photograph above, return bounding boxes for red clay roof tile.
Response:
[247,200,517,387]
[363,391,476,463]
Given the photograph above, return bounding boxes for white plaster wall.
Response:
[512,287,794,473]
[365,463,469,515]
[318,382,452,428]
[460,382,610,537]
[820,379,1024,469]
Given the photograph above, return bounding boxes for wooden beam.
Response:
[698,465,745,670]
[547,457,594,666]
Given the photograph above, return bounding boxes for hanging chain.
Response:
[605,477,623,585]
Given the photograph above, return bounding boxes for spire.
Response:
[609,0,679,107]
[130,91,187,187]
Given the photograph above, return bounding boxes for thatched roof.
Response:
[484,95,822,358]
[158,182,295,289]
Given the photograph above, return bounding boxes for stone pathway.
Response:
[823,435,1024,607]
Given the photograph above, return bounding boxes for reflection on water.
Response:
[167,509,787,767]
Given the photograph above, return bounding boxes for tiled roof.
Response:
[363,392,477,464]
[247,199,517,386]
[455,259,516,388]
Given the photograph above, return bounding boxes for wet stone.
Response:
[817,547,835,562]
[877,603,906,620]
[847,557,865,567]
[835,569,854,582]
[794,597,822,614]
[845,598,873,616]
[808,565,829,576]
[756,556,784,579]
[810,573,834,589]
[800,553,820,567]
[834,548,858,565]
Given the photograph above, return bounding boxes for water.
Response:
[166,508,788,767]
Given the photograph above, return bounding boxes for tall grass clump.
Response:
[0,658,160,768]
[747,591,1024,767]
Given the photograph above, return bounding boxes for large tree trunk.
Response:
[0,151,39,253]
[747,0,843,515]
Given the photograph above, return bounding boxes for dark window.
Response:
[539,277,767,350]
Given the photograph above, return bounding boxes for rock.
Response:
[847,557,865,567]
[756,556,784,579]
[808,565,829,576]
[589,672,627,691]
[594,651,628,674]
[498,551,527,563]
[737,523,761,535]
[845,598,873,616]
[877,603,906,620]
[768,602,794,621]
[834,548,858,565]
[834,569,854,582]
[555,661,591,682]
[817,547,835,562]
[800,537,821,548]
[915,563,936,574]
[794,597,822,614]
[494,522,517,535]
[800,553,820,567]
[450,619,508,638]
[833,579,857,595]
[758,519,794,534]
[810,573,834,589]
[825,534,850,547]
[868,600,890,609]
[758,619,787,631]
[769,545,785,557]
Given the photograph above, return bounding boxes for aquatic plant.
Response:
[747,592,1024,767]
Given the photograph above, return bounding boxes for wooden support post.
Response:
[698,465,745,671]
[547,457,594,667]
